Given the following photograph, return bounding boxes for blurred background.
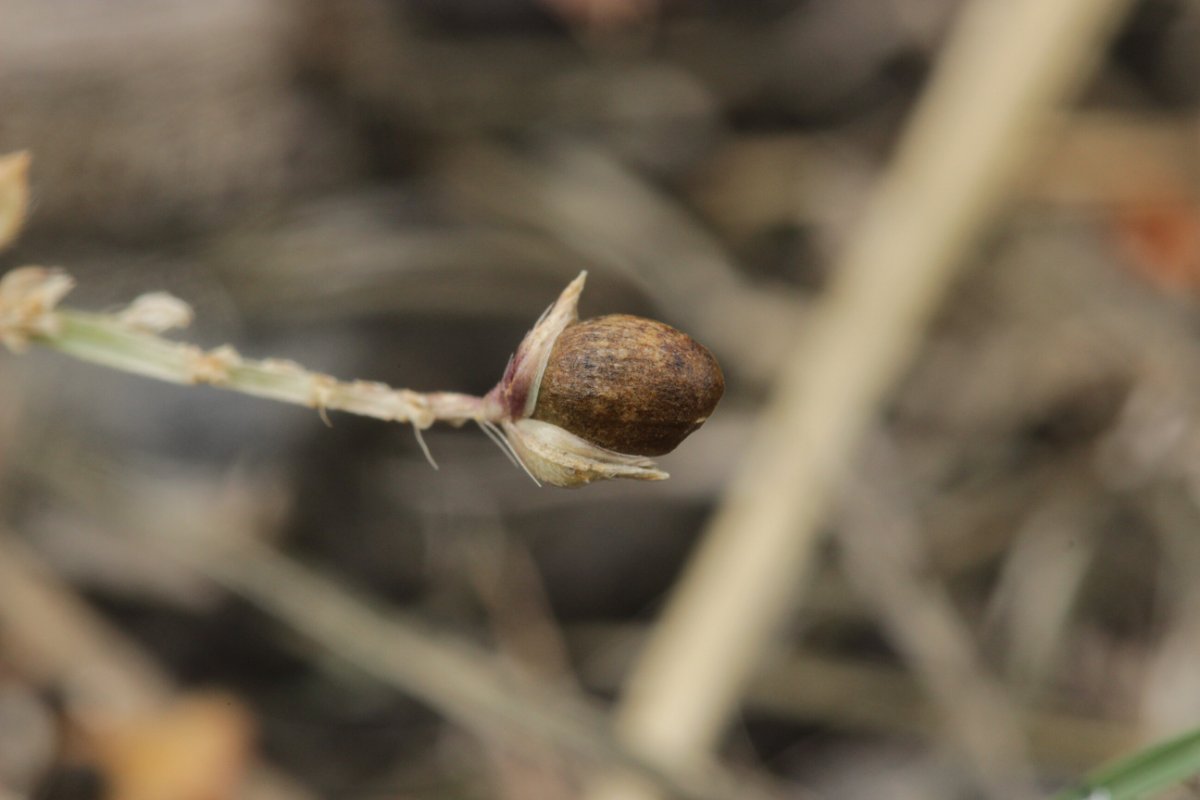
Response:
[2,0,1200,798]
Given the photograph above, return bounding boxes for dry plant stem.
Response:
[46,310,495,430]
[0,256,496,439]
[591,0,1137,797]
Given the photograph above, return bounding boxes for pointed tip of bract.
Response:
[493,271,588,421]
[559,271,587,311]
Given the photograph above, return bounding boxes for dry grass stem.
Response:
[589,0,1137,797]
[0,267,491,430]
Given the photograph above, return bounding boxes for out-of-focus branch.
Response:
[588,0,1137,797]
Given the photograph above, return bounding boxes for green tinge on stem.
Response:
[40,310,491,428]
[1052,726,1200,800]
[48,311,208,384]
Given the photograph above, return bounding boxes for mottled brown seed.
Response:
[531,314,724,456]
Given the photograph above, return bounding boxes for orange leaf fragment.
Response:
[78,692,254,800]
[1113,198,1200,294]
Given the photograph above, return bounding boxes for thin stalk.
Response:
[44,309,497,429]
[0,266,502,438]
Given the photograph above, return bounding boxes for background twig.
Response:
[590,0,1137,797]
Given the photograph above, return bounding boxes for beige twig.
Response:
[589,0,1137,797]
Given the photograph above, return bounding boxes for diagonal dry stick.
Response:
[589,0,1138,797]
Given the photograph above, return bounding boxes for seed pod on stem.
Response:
[484,272,724,487]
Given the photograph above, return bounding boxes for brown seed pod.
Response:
[530,314,724,456]
[485,272,725,486]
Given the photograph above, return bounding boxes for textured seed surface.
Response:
[531,314,724,456]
